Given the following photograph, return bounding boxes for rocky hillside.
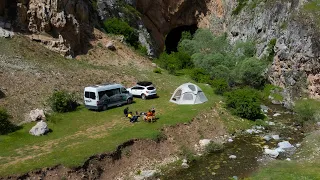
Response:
[1,0,319,109]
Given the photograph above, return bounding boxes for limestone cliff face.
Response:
[14,0,94,56]
[135,0,212,54]
[135,0,320,106]
[222,1,320,107]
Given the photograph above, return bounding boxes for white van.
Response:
[84,83,133,111]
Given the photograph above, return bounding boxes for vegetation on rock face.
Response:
[47,91,78,113]
[103,18,139,48]
[232,0,249,15]
[302,0,320,30]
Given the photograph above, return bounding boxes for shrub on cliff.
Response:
[103,18,139,48]
[225,88,262,120]
[48,91,78,113]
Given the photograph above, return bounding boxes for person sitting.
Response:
[124,107,129,117]
[127,112,138,123]
[145,109,156,122]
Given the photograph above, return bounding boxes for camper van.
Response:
[84,83,133,111]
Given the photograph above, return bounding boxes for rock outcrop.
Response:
[135,0,212,54]
[12,0,95,56]
[207,0,320,107]
[96,0,156,56]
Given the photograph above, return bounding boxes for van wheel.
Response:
[127,98,133,104]
[102,105,107,111]
[141,94,146,100]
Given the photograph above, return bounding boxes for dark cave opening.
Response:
[165,24,198,54]
[0,0,17,19]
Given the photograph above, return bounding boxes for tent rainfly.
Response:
[170,83,208,104]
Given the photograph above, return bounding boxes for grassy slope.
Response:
[0,35,232,176]
[251,131,320,180]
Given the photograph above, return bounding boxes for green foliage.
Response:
[205,142,225,154]
[234,57,267,89]
[233,40,256,58]
[48,91,78,113]
[155,51,193,75]
[303,0,320,30]
[91,0,98,10]
[261,84,283,101]
[232,0,249,15]
[225,88,263,120]
[103,18,139,48]
[153,68,162,74]
[294,99,320,124]
[0,108,19,135]
[212,79,230,95]
[264,38,277,62]
[190,68,210,83]
[137,45,148,56]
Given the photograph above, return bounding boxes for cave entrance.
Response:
[165,24,198,54]
[0,0,17,19]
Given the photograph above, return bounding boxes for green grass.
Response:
[0,66,219,176]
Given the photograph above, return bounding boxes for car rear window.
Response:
[147,87,155,90]
[85,91,96,99]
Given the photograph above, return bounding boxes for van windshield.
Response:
[85,91,96,100]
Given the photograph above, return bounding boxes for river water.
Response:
[161,104,305,180]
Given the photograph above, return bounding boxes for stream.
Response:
[160,104,305,180]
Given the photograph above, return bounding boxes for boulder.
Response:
[199,139,211,148]
[229,155,237,159]
[29,120,49,136]
[278,141,294,149]
[181,162,189,168]
[264,148,279,158]
[106,41,116,51]
[29,109,46,122]
[272,135,280,140]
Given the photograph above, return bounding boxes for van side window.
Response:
[98,91,106,99]
[112,88,120,95]
[105,90,113,97]
[85,91,96,99]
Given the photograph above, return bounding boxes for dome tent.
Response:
[170,83,208,104]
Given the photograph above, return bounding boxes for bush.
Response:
[48,91,78,113]
[0,108,19,135]
[137,45,148,56]
[225,88,263,120]
[212,79,230,95]
[190,68,210,83]
[205,142,225,154]
[235,58,267,89]
[294,99,320,124]
[153,68,162,74]
[103,18,139,48]
[155,51,192,75]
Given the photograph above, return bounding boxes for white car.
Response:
[127,82,157,100]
